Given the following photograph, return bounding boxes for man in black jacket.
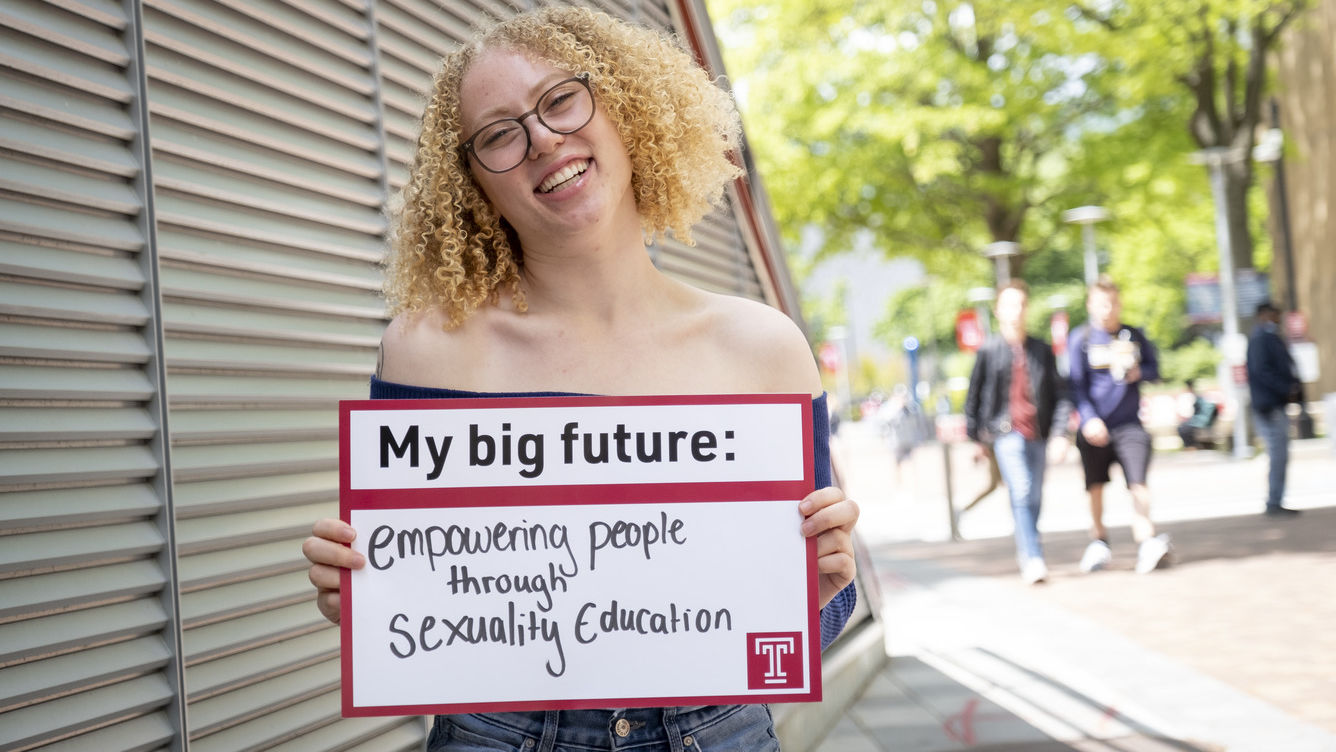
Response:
[965,280,1070,583]
[1246,300,1302,516]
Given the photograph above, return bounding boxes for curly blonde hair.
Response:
[384,5,744,324]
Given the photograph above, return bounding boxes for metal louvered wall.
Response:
[0,0,186,749]
[1,0,776,749]
[139,0,419,747]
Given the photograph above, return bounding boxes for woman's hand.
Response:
[302,518,366,624]
[799,486,860,608]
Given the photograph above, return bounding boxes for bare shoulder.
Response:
[698,292,822,396]
[378,308,479,387]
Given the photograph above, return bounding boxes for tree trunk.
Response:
[1223,142,1255,273]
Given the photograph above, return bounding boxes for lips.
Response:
[537,159,589,193]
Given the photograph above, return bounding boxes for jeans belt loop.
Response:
[538,710,559,752]
[662,706,684,750]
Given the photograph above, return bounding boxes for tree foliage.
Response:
[709,0,1305,364]
[1074,0,1310,272]
[712,0,1134,274]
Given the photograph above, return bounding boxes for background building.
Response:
[0,0,874,748]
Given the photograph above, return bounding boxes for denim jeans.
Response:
[1253,407,1290,507]
[993,431,1047,564]
[428,705,781,752]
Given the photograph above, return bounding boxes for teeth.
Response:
[538,160,588,193]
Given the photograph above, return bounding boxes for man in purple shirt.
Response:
[1068,276,1172,575]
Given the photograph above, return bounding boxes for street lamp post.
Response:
[1191,147,1251,459]
[1062,206,1111,286]
[982,241,1021,286]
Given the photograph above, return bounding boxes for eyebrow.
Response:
[469,72,575,125]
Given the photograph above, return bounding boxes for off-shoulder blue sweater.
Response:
[369,376,857,650]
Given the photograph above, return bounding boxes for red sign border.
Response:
[338,393,820,717]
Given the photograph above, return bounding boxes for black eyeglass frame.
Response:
[459,72,595,174]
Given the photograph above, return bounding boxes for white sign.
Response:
[347,401,805,490]
[1290,342,1320,384]
[339,395,820,717]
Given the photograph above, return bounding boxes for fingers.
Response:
[817,552,857,608]
[815,526,852,557]
[302,519,365,570]
[312,517,356,544]
[303,518,360,626]
[818,551,856,581]
[806,490,858,608]
[799,486,844,514]
[315,589,342,625]
[308,562,344,591]
[801,491,859,539]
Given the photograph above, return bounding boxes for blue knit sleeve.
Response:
[812,394,857,650]
[821,585,857,650]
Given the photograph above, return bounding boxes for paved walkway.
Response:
[820,421,1336,752]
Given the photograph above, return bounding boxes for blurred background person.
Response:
[1246,300,1303,516]
[1069,276,1171,575]
[1176,378,1219,450]
[964,280,1070,584]
[880,385,922,484]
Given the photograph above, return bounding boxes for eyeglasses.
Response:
[460,73,596,174]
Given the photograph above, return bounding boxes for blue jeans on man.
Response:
[1253,407,1290,508]
[993,431,1047,564]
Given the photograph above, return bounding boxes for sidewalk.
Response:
[820,422,1336,752]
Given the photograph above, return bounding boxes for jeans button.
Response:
[523,740,535,749]
[614,718,631,737]
[684,735,695,746]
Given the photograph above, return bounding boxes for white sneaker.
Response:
[1079,540,1112,573]
[1136,534,1173,574]
[1021,558,1049,585]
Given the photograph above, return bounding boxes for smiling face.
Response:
[458,48,636,245]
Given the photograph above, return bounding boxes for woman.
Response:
[303,7,859,750]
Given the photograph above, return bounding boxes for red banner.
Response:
[956,310,984,353]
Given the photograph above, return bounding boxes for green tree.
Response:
[711,0,1133,280]
[710,0,1305,355]
[1073,0,1310,273]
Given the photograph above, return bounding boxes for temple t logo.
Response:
[747,632,803,690]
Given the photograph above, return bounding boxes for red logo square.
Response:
[746,632,804,690]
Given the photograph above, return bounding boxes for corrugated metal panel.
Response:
[137,0,426,745]
[373,0,464,190]
[0,0,185,749]
[3,0,793,747]
[650,210,765,299]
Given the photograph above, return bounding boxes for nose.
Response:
[522,113,564,160]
